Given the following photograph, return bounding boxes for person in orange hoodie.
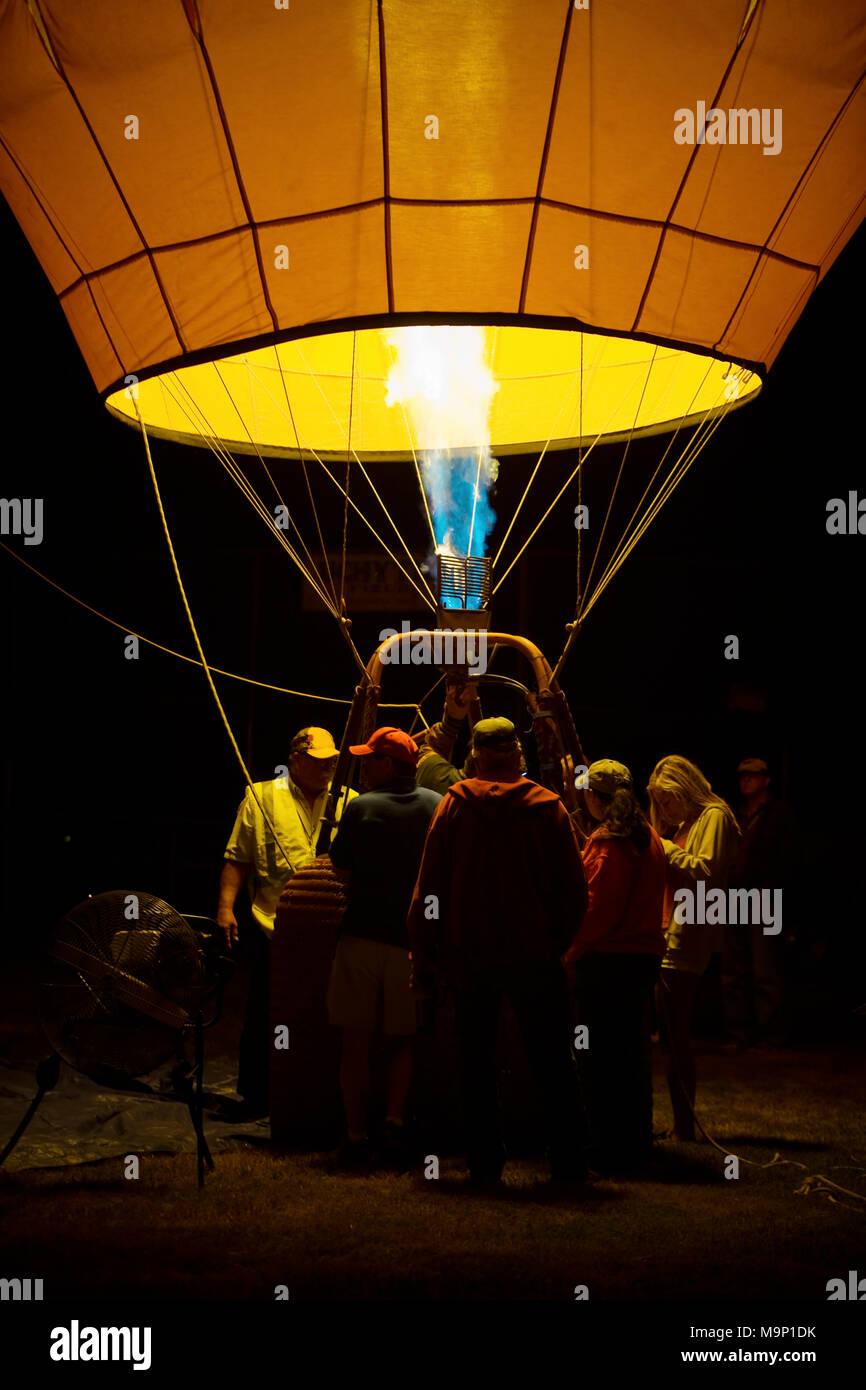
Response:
[563,760,667,1173]
[407,717,589,1185]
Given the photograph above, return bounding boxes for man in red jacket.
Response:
[408,718,590,1184]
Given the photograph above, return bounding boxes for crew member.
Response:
[722,756,797,1049]
[648,755,740,1142]
[408,718,590,1185]
[216,726,353,1119]
[415,680,476,793]
[563,760,667,1172]
[327,727,441,1169]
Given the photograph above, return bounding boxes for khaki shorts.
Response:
[327,934,416,1036]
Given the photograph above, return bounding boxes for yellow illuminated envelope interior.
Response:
[106,326,760,461]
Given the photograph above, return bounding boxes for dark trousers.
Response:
[453,960,589,1179]
[573,953,659,1164]
[657,966,699,1140]
[237,926,271,1109]
[722,924,784,1044]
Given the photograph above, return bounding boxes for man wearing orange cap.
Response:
[216,726,353,1119]
[327,727,442,1169]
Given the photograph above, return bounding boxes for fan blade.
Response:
[50,940,190,1029]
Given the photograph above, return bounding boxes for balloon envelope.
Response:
[1,0,863,456]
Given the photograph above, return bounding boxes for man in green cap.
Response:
[408,717,590,1184]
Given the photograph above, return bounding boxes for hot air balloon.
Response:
[1,0,864,793]
[2,0,864,1145]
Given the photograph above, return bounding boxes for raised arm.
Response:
[663,807,740,883]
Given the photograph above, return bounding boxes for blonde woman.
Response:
[647,756,740,1141]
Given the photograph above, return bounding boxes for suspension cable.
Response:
[134,403,297,868]
[161,372,371,681]
[579,345,658,607]
[578,356,718,618]
[274,343,339,609]
[213,360,334,604]
[286,343,437,603]
[164,373,341,618]
[382,336,438,555]
[491,430,605,597]
[491,343,672,599]
[233,357,437,611]
[490,360,586,572]
[0,539,438,718]
[340,331,356,613]
[467,447,484,558]
[581,402,732,618]
[576,335,584,616]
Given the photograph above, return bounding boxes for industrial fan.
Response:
[0,891,231,1187]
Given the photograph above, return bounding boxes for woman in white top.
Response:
[648,756,740,1141]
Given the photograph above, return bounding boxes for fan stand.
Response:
[3,953,231,1188]
[0,1053,62,1169]
[0,1040,216,1185]
[170,1013,215,1187]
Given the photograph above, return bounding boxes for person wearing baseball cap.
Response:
[737,756,768,777]
[347,725,421,765]
[408,717,590,1185]
[470,715,523,752]
[723,756,798,1050]
[215,725,355,1120]
[575,758,634,796]
[564,759,667,1173]
[327,727,442,1170]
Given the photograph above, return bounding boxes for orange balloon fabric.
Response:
[0,0,863,420]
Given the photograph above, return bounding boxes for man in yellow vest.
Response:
[216,727,354,1118]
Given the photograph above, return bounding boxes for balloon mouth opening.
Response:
[105,322,761,462]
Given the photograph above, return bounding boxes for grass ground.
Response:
[2,1045,863,1302]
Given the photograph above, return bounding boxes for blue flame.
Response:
[422,447,497,564]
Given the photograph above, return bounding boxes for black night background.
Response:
[1,194,864,1349]
[3,203,863,981]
